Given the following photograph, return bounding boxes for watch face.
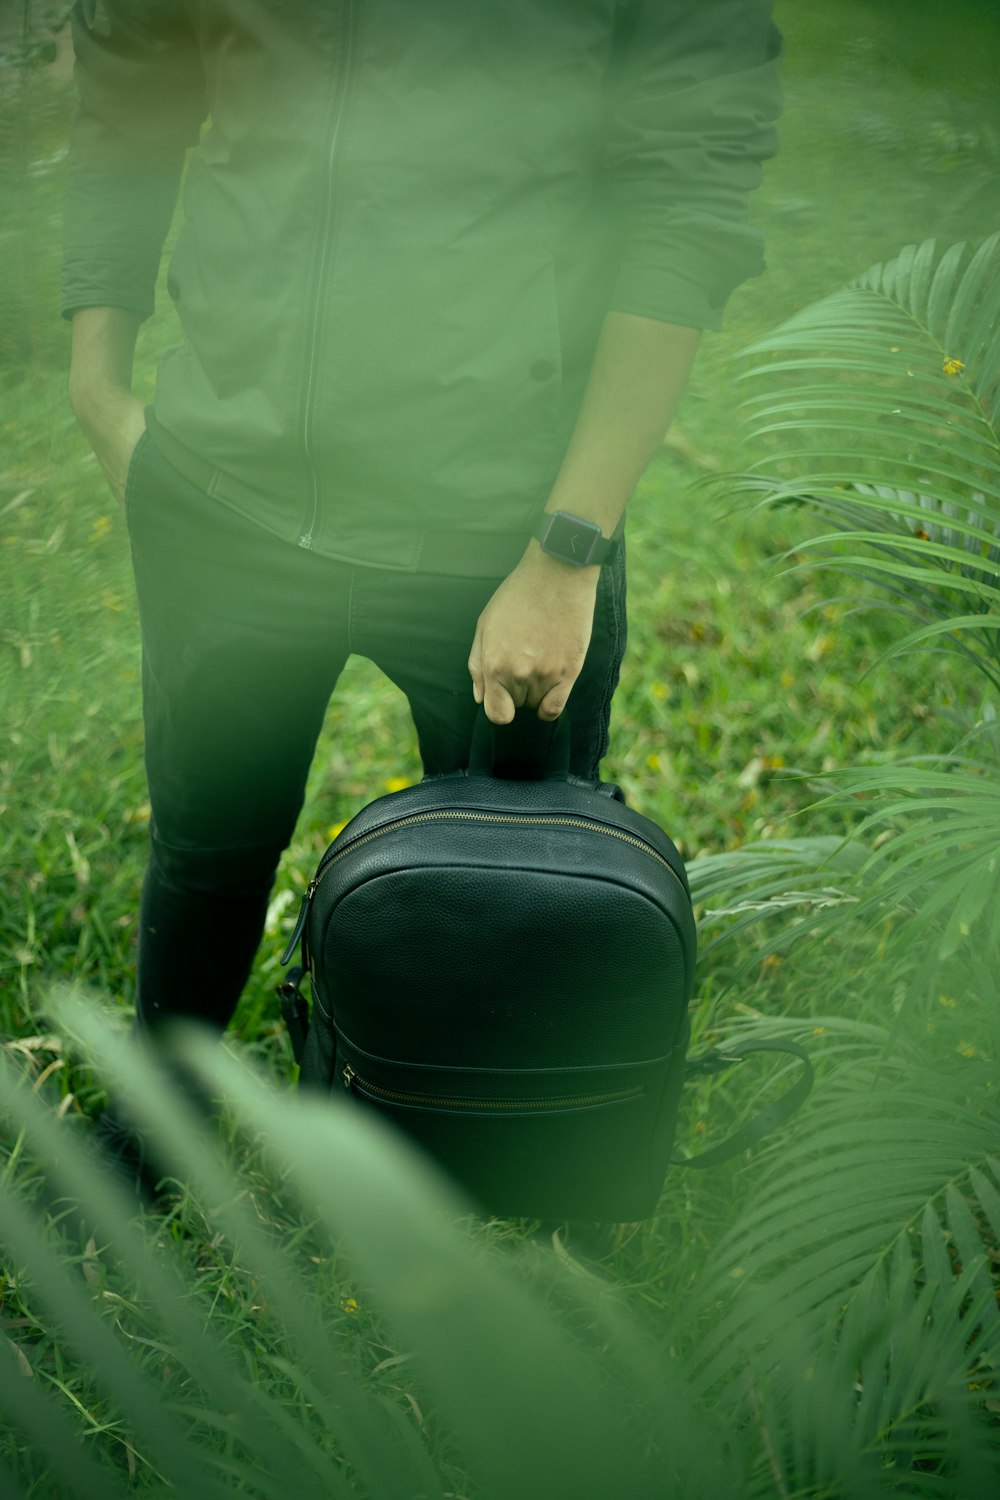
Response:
[544,512,600,563]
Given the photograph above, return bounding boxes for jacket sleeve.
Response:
[602,0,784,331]
[60,0,207,321]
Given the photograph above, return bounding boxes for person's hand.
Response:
[72,389,147,512]
[467,543,601,724]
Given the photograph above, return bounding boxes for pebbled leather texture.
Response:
[297,771,697,1221]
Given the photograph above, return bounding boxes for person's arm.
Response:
[470,0,784,725]
[468,312,701,725]
[523,311,702,563]
[470,312,703,727]
[601,0,785,333]
[62,2,206,506]
[69,306,147,509]
[61,0,206,324]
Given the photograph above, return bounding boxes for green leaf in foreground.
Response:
[1,987,729,1500]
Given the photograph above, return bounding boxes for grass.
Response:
[2,0,1000,1491]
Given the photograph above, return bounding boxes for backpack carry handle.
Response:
[467,703,572,781]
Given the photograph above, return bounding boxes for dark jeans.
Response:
[122,429,628,1035]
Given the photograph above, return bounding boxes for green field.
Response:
[2,1,999,1494]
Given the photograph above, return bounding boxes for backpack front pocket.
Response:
[336,1038,665,1221]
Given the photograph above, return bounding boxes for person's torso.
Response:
[152,0,629,570]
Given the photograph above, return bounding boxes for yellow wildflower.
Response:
[89,514,113,543]
[956,1041,977,1058]
[806,632,834,661]
[942,356,965,376]
[646,753,661,772]
[384,775,412,793]
[650,680,667,699]
[339,1297,360,1315]
[938,994,957,1009]
[326,820,348,841]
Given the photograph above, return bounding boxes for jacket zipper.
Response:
[298,0,358,550]
[280,809,685,965]
[341,1064,642,1112]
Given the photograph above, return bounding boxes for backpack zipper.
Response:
[341,1063,642,1112]
[280,809,685,964]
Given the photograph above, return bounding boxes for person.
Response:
[62,0,783,1200]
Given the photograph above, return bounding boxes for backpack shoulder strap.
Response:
[671,1039,814,1170]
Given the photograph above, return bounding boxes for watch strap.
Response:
[532,510,622,567]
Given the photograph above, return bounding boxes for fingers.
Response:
[484,681,518,725]
[468,652,521,722]
[536,684,567,721]
[471,628,527,723]
[482,668,564,725]
[467,630,484,706]
[468,616,575,725]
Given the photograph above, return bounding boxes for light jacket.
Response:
[62,0,784,573]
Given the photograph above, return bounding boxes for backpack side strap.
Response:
[671,1040,814,1170]
[277,967,310,1065]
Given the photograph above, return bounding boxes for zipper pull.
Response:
[280,879,318,966]
[342,1064,356,1092]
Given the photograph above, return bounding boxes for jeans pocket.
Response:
[596,540,627,663]
[122,426,152,524]
[590,542,627,772]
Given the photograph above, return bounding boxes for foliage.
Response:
[0,4,72,74]
[0,2,74,369]
[2,992,998,1498]
[686,233,1000,983]
[1,994,724,1500]
[3,6,1000,1495]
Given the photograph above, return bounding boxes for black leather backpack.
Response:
[278,709,811,1223]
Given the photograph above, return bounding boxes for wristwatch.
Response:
[531,510,622,567]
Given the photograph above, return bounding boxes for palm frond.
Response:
[687,832,887,1006]
[700,234,1000,691]
[3,1003,998,1497]
[770,483,1000,685]
[671,1028,1000,1496]
[688,743,1000,975]
[685,1045,1000,1378]
[736,1263,1000,1499]
[695,473,1000,686]
[743,230,1000,417]
[795,760,1000,959]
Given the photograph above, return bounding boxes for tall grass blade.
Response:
[41,989,734,1500]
